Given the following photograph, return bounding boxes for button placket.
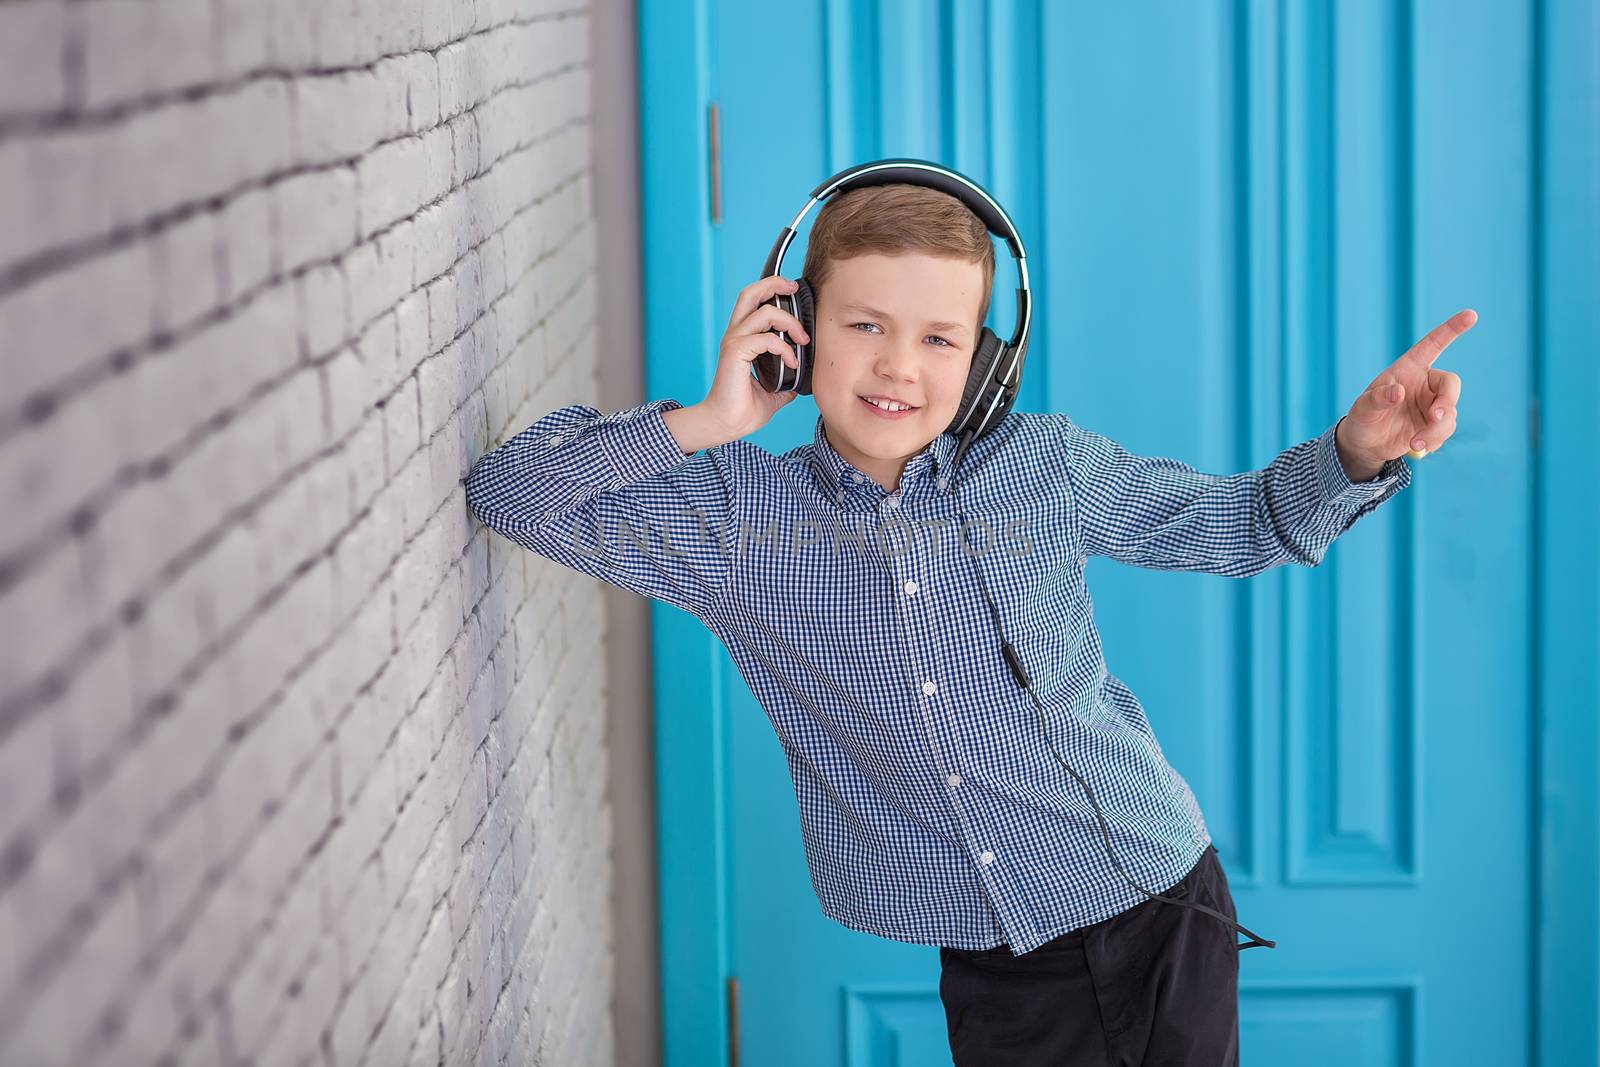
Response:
[881,497,999,891]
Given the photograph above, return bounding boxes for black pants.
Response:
[938,844,1240,1066]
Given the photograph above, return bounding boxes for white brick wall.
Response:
[0,2,617,1064]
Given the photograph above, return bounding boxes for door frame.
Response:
[637,2,736,1065]
[1533,0,1599,1063]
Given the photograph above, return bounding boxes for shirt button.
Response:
[853,472,867,483]
[884,494,900,509]
[547,434,564,446]
[921,680,937,696]
[979,850,995,866]
[946,773,961,787]
[1371,489,1384,501]
[903,580,918,595]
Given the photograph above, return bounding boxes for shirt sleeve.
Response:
[1057,413,1412,576]
[463,398,739,618]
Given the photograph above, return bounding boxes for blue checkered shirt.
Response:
[463,400,1411,955]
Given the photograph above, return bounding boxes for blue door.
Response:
[638,2,1594,1064]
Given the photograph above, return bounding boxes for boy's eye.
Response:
[848,322,954,347]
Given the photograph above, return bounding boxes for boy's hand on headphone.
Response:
[695,275,810,442]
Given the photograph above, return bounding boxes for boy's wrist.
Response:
[1333,416,1385,482]
[663,402,738,454]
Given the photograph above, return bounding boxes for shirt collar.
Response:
[806,414,959,503]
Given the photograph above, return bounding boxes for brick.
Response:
[434,41,471,122]
[153,207,225,336]
[82,0,216,110]
[373,0,424,55]
[276,167,359,274]
[409,199,456,287]
[214,0,276,79]
[355,135,426,242]
[371,55,420,145]
[311,0,369,69]
[448,112,480,186]
[296,260,350,361]
[146,777,214,946]
[0,709,54,876]
[322,343,375,446]
[0,534,91,700]
[218,186,278,300]
[406,54,441,134]
[2,125,117,277]
[292,71,376,169]
[112,81,293,231]
[416,340,467,443]
[382,372,422,477]
[2,883,140,1064]
[423,272,457,355]
[452,249,483,339]
[391,291,430,380]
[0,238,152,425]
[0,2,68,118]
[344,405,388,513]
[263,0,317,70]
[343,239,387,335]
[377,221,419,303]
[413,0,448,50]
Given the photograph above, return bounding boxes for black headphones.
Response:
[751,158,1034,471]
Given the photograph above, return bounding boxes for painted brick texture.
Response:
[0,1,617,1064]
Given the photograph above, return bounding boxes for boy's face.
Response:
[810,251,984,491]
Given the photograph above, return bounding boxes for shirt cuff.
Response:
[1315,416,1412,508]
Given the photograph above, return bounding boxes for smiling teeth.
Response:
[865,397,912,412]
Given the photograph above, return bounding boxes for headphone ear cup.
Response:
[949,326,1004,436]
[792,278,817,395]
[755,281,812,393]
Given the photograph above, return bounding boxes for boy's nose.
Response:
[874,342,920,381]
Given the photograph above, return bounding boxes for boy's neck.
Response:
[821,419,916,492]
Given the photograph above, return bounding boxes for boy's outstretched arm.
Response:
[1057,413,1410,577]
[1060,309,1473,577]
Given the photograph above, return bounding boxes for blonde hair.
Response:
[801,183,996,328]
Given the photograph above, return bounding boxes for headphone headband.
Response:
[759,158,1032,353]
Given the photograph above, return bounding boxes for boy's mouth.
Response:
[859,394,920,419]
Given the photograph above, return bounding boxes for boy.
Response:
[463,183,1469,1065]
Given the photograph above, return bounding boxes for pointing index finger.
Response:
[1407,308,1478,368]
